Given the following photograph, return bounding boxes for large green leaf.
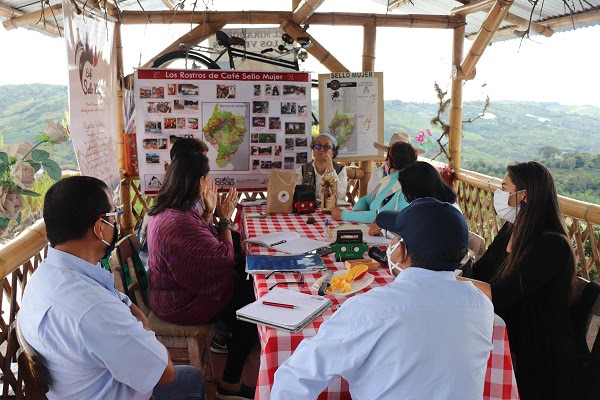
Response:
[19,189,41,197]
[32,149,50,162]
[16,212,21,224]
[26,160,41,173]
[0,152,8,165]
[42,159,62,181]
[0,217,9,228]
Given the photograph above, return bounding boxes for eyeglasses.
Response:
[381,229,399,240]
[314,144,333,151]
[267,271,306,291]
[100,206,123,229]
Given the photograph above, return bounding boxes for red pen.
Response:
[263,301,297,309]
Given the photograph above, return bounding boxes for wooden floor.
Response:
[204,340,261,400]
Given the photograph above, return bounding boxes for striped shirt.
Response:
[147,208,234,324]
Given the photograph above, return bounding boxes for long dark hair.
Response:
[398,161,456,204]
[149,152,210,216]
[388,142,417,171]
[494,161,575,300]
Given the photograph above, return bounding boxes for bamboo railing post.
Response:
[292,0,325,24]
[115,23,133,236]
[448,22,466,170]
[358,19,376,197]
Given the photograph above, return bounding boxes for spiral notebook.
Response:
[236,288,333,333]
[244,231,328,254]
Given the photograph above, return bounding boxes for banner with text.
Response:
[319,72,384,161]
[63,0,121,200]
[135,69,312,195]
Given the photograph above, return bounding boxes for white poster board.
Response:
[319,72,384,161]
[135,69,312,195]
[63,0,121,199]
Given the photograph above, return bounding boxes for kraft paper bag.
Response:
[266,170,298,214]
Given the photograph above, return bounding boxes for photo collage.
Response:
[250,83,311,171]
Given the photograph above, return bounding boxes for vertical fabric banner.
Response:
[63,0,121,200]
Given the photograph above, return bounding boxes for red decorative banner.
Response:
[137,69,309,82]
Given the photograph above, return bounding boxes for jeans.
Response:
[151,365,206,400]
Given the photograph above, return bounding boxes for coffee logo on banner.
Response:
[215,177,235,187]
[278,191,290,202]
[74,32,104,96]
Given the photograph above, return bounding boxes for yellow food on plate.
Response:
[326,265,369,293]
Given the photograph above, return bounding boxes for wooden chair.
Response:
[16,319,50,400]
[108,236,215,381]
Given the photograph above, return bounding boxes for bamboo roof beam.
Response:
[387,0,412,11]
[119,11,464,29]
[0,2,20,18]
[292,0,325,24]
[460,0,514,80]
[0,3,62,36]
[161,0,176,10]
[451,0,496,16]
[2,3,62,31]
[142,21,226,68]
[292,0,301,12]
[504,12,553,37]
[280,19,349,73]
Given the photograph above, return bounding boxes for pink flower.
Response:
[425,129,431,136]
[11,160,36,189]
[0,185,24,220]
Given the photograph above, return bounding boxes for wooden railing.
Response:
[0,166,598,397]
[455,168,600,280]
[0,220,47,399]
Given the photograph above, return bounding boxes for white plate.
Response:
[312,270,375,296]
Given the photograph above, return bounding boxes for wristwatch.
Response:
[219,218,233,231]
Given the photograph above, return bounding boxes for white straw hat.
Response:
[373,132,425,155]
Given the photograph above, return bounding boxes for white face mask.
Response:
[386,239,404,277]
[493,189,524,223]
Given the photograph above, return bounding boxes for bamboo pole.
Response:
[142,21,226,68]
[115,23,133,236]
[448,22,466,170]
[504,13,553,36]
[460,0,514,79]
[280,20,349,72]
[292,0,301,12]
[0,220,46,278]
[2,3,62,30]
[0,2,20,18]
[359,20,376,197]
[387,0,412,11]
[119,11,463,29]
[161,0,175,10]
[451,0,495,15]
[292,0,325,24]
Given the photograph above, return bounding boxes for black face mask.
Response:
[101,220,119,260]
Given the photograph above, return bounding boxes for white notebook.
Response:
[244,231,329,255]
[236,288,333,332]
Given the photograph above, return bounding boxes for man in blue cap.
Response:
[271,198,494,400]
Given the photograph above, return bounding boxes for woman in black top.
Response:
[462,161,576,400]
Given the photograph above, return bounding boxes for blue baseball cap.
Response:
[376,198,468,271]
[314,132,338,148]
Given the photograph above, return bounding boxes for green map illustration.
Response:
[202,103,247,167]
[328,110,356,149]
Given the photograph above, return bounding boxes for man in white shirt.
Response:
[19,176,205,400]
[271,198,494,400]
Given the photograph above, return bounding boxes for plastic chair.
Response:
[108,236,215,381]
[16,319,51,400]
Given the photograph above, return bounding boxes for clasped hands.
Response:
[201,177,238,220]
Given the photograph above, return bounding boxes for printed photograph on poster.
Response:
[140,87,152,98]
[285,138,294,150]
[167,84,176,95]
[266,84,280,97]
[295,137,308,147]
[144,174,164,191]
[251,146,259,156]
[281,102,296,115]
[252,101,269,114]
[251,133,259,143]
[283,85,306,97]
[259,146,272,156]
[258,133,276,143]
[185,100,199,110]
[163,161,170,171]
[298,104,308,117]
[201,102,249,170]
[261,161,272,170]
[285,122,305,135]
[147,102,171,113]
[217,84,236,99]
[268,117,281,130]
[274,146,282,156]
[174,100,184,110]
[152,87,164,98]
[169,135,184,144]
[188,118,199,129]
[284,157,295,169]
[177,118,186,129]
[179,84,199,95]
[145,121,162,134]
[253,85,261,96]
[252,159,260,170]
[146,153,160,164]
[164,118,176,129]
[252,117,266,127]
[272,160,282,169]
[296,151,308,164]
[143,139,168,150]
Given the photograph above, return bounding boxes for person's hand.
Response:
[324,153,335,171]
[216,188,238,220]
[201,177,218,213]
[330,207,343,221]
[368,222,381,236]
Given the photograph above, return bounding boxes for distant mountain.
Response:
[1,84,599,168]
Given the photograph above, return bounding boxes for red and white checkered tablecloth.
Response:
[241,206,519,400]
